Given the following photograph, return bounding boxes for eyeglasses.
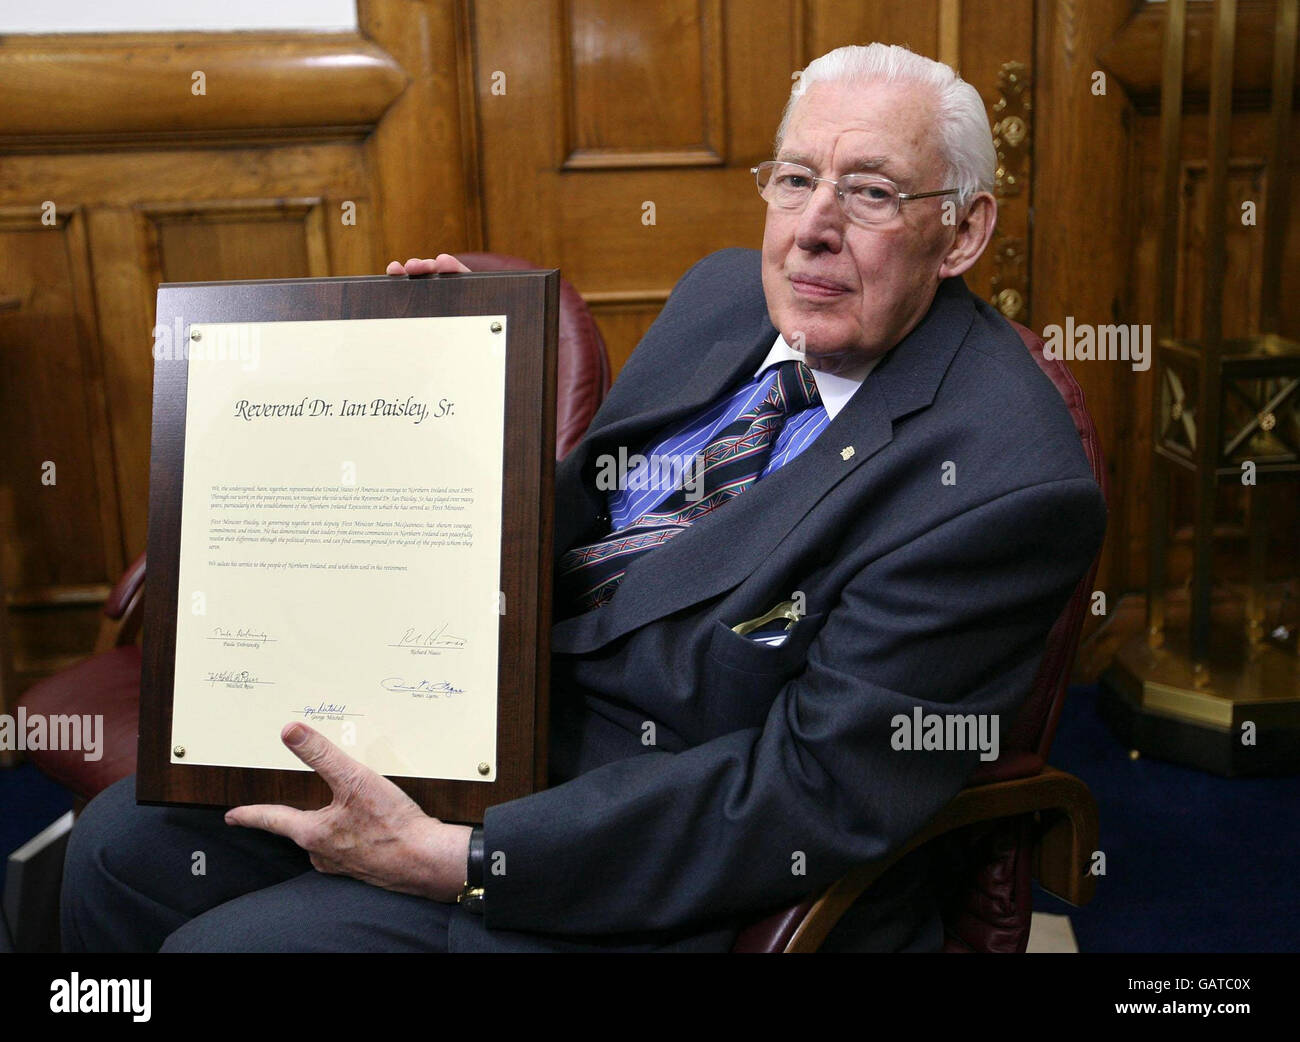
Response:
[751,160,959,225]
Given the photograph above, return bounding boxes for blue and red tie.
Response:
[558,359,821,614]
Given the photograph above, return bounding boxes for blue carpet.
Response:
[0,762,75,896]
[1033,684,1300,952]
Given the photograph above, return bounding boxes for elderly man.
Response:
[62,43,1105,953]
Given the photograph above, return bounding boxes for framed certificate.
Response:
[137,271,558,823]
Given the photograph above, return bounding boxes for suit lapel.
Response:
[552,275,976,655]
[591,332,776,449]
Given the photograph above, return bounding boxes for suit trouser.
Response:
[59,775,741,952]
[60,775,455,953]
[61,774,942,952]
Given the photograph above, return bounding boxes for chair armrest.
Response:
[104,553,147,620]
[783,766,1098,952]
[94,553,146,651]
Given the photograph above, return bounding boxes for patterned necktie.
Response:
[558,359,821,614]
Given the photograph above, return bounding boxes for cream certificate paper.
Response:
[169,316,507,782]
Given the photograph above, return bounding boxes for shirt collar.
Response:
[753,334,881,420]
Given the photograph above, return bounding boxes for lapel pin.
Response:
[840,445,855,461]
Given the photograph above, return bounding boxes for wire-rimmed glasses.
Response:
[752,160,959,225]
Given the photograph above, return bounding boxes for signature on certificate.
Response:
[380,677,466,696]
[203,670,268,687]
[389,624,468,651]
[208,627,275,646]
[299,702,362,718]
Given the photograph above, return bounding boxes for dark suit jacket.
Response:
[449,247,1107,952]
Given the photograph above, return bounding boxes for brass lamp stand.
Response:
[1100,0,1300,775]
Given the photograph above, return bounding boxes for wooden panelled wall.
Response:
[0,0,483,686]
[2,0,1296,690]
[1094,0,1300,626]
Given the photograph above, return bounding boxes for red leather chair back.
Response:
[1003,319,1109,761]
[936,320,1108,954]
[458,252,610,459]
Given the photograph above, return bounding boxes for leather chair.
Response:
[732,319,1108,952]
[457,253,611,459]
[16,253,611,801]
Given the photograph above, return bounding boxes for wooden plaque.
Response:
[137,271,557,823]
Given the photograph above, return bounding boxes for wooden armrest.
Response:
[93,553,147,652]
[784,766,1098,952]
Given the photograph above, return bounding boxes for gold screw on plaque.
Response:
[190,329,201,342]
[1260,411,1277,433]
[478,762,490,776]
[174,745,186,758]
[490,322,502,333]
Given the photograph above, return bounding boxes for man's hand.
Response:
[385,254,472,276]
[225,722,472,903]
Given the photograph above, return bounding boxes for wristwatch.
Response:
[457,825,485,914]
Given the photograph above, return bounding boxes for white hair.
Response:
[775,43,996,207]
